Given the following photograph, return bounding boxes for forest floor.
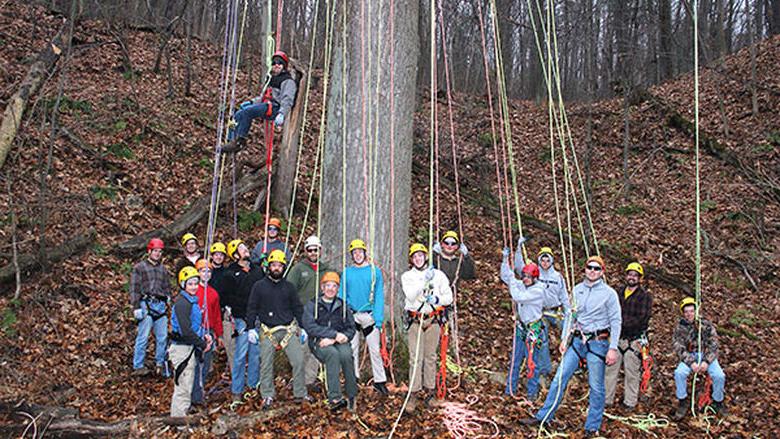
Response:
[1,2,779,437]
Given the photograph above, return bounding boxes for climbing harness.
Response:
[260,321,298,351]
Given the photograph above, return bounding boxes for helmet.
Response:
[195,259,212,271]
[147,238,164,251]
[586,255,606,271]
[181,233,198,246]
[210,242,227,255]
[680,297,696,312]
[441,230,459,243]
[349,239,367,253]
[268,217,282,229]
[625,262,644,277]
[320,271,340,285]
[537,247,554,258]
[522,262,540,278]
[267,249,287,265]
[227,239,244,260]
[304,235,322,249]
[178,266,200,288]
[272,50,289,66]
[409,243,428,257]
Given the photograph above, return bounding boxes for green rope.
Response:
[603,412,670,437]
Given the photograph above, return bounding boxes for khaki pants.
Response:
[222,310,235,374]
[605,338,643,407]
[351,312,387,383]
[259,328,306,399]
[169,344,196,417]
[302,341,320,386]
[407,320,441,393]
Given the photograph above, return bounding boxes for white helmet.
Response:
[304,235,321,249]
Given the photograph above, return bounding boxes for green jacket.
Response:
[287,260,334,303]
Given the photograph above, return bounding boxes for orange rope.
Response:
[640,344,653,395]
[697,374,713,410]
[436,326,450,399]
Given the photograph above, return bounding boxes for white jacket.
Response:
[401,267,453,313]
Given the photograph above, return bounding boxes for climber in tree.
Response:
[222,51,297,153]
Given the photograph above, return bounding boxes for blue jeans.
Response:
[133,300,168,371]
[192,330,215,404]
[674,353,725,402]
[505,325,551,398]
[231,318,260,395]
[536,337,609,432]
[228,102,279,140]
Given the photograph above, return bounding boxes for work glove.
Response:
[300,329,308,344]
[133,308,145,321]
[426,294,439,305]
[248,329,259,345]
[424,267,435,282]
[502,247,511,259]
[517,236,528,247]
[432,242,442,254]
[459,243,469,257]
[274,112,285,127]
[239,100,253,110]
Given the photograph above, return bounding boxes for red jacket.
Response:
[196,284,223,337]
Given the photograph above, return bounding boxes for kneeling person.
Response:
[302,272,358,411]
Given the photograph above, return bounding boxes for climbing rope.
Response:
[603,412,670,437]
[439,396,501,439]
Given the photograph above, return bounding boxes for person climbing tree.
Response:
[671,297,728,420]
[604,262,652,411]
[221,51,297,153]
[431,230,475,288]
[222,239,264,404]
[169,266,213,418]
[130,238,171,378]
[401,243,453,413]
[246,250,310,409]
[250,217,290,266]
[287,235,334,393]
[515,242,570,343]
[191,259,223,408]
[302,271,358,412]
[501,247,550,401]
[176,233,202,274]
[520,256,621,438]
[341,239,388,396]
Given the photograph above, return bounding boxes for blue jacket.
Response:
[171,290,206,349]
[340,264,384,328]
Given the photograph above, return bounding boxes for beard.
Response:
[269,269,284,280]
[627,279,639,287]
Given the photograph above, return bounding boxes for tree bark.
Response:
[272,62,307,215]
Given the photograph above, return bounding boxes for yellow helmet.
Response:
[210,242,227,255]
[538,247,554,258]
[267,249,287,265]
[441,230,459,243]
[625,262,644,277]
[181,233,198,246]
[349,239,367,253]
[178,266,200,288]
[680,297,696,312]
[409,243,428,257]
[227,239,244,260]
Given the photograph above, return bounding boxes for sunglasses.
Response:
[268,226,279,231]
[306,247,319,253]
[272,60,285,66]
[585,265,603,271]
[442,240,458,246]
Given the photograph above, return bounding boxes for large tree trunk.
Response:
[272,62,307,214]
[321,0,417,314]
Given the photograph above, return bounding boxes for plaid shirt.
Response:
[618,284,652,339]
[129,259,171,308]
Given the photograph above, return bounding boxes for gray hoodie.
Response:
[513,251,571,313]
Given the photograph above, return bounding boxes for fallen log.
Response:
[0,228,95,287]
[114,169,266,256]
[0,25,65,170]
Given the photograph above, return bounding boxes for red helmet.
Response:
[147,238,165,251]
[522,262,540,279]
[272,50,289,66]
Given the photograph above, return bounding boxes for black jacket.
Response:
[246,276,303,329]
[618,284,653,339]
[221,261,265,319]
[209,265,229,301]
[302,296,356,350]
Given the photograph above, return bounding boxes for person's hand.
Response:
[300,329,308,344]
[424,267,435,282]
[502,247,510,259]
[217,337,224,349]
[559,342,567,355]
[459,243,469,257]
[248,329,259,344]
[319,338,335,348]
[335,332,348,344]
[517,236,527,247]
[133,308,145,321]
[699,361,708,372]
[204,334,213,353]
[605,348,619,366]
[274,112,285,127]
[432,242,442,255]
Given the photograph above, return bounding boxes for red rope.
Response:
[697,374,713,410]
[436,327,450,400]
[525,340,536,379]
[387,0,397,384]
[640,345,653,395]
[262,120,274,253]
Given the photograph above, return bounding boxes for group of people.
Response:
[499,239,728,437]
[129,224,476,418]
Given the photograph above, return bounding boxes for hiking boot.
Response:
[295,395,314,404]
[584,430,599,438]
[519,417,540,426]
[131,367,150,377]
[329,398,347,412]
[262,397,274,410]
[155,365,170,378]
[221,137,247,153]
[347,397,356,412]
[404,394,418,414]
[373,381,389,396]
[672,397,689,421]
[712,400,729,416]
[307,382,323,395]
[621,402,636,413]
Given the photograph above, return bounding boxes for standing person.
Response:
[287,235,333,391]
[129,238,171,377]
[401,243,453,413]
[431,230,475,288]
[250,217,290,265]
[501,247,549,400]
[671,297,728,420]
[302,272,358,412]
[341,239,388,395]
[176,233,201,274]
[605,262,653,411]
[222,51,297,153]
[222,239,264,404]
[169,267,213,418]
[529,246,571,339]
[208,242,233,374]
[520,256,621,437]
[191,259,223,408]
[246,250,309,409]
